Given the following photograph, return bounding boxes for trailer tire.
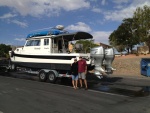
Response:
[47,71,57,83]
[39,70,47,82]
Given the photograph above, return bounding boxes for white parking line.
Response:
[87,89,129,97]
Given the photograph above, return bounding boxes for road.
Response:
[0,71,150,113]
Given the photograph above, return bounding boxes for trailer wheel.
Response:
[47,71,57,83]
[39,70,47,82]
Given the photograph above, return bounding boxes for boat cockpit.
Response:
[51,31,93,53]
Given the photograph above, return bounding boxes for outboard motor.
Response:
[90,46,105,75]
[104,48,115,74]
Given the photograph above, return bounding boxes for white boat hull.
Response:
[10,52,92,71]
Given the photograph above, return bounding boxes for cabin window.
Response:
[25,40,34,46]
[44,39,49,45]
[25,40,41,46]
[34,40,41,46]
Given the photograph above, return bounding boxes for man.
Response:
[78,56,88,90]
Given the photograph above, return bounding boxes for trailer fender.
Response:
[50,70,59,77]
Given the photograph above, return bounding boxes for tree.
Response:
[109,5,150,53]
[0,44,11,58]
[109,30,118,46]
[75,40,98,53]
[109,25,128,53]
[109,18,140,53]
[133,5,150,51]
[122,18,140,53]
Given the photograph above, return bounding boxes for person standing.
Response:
[78,56,88,90]
[71,58,79,89]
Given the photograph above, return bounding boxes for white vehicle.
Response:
[9,25,115,82]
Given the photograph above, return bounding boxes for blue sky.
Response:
[0,0,150,46]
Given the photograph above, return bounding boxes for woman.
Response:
[71,58,79,89]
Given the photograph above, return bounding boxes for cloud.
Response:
[91,31,112,44]
[66,22,92,32]
[101,0,106,5]
[0,13,17,19]
[113,5,124,9]
[104,7,135,21]
[112,0,130,4]
[104,0,150,21]
[11,20,28,28]
[92,7,101,13]
[66,22,111,44]
[15,38,26,41]
[0,0,90,17]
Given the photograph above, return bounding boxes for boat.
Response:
[9,25,115,77]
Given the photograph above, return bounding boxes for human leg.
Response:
[81,72,88,89]
[84,79,88,89]
[75,75,79,88]
[72,80,76,89]
[78,73,83,88]
[72,75,76,89]
[79,79,82,88]
[75,80,78,88]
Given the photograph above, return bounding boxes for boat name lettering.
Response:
[44,48,49,49]
[34,48,41,50]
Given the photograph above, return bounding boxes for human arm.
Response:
[84,61,87,74]
[70,63,73,73]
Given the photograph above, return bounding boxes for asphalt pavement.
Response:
[0,71,150,113]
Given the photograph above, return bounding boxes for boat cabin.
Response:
[22,32,93,55]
